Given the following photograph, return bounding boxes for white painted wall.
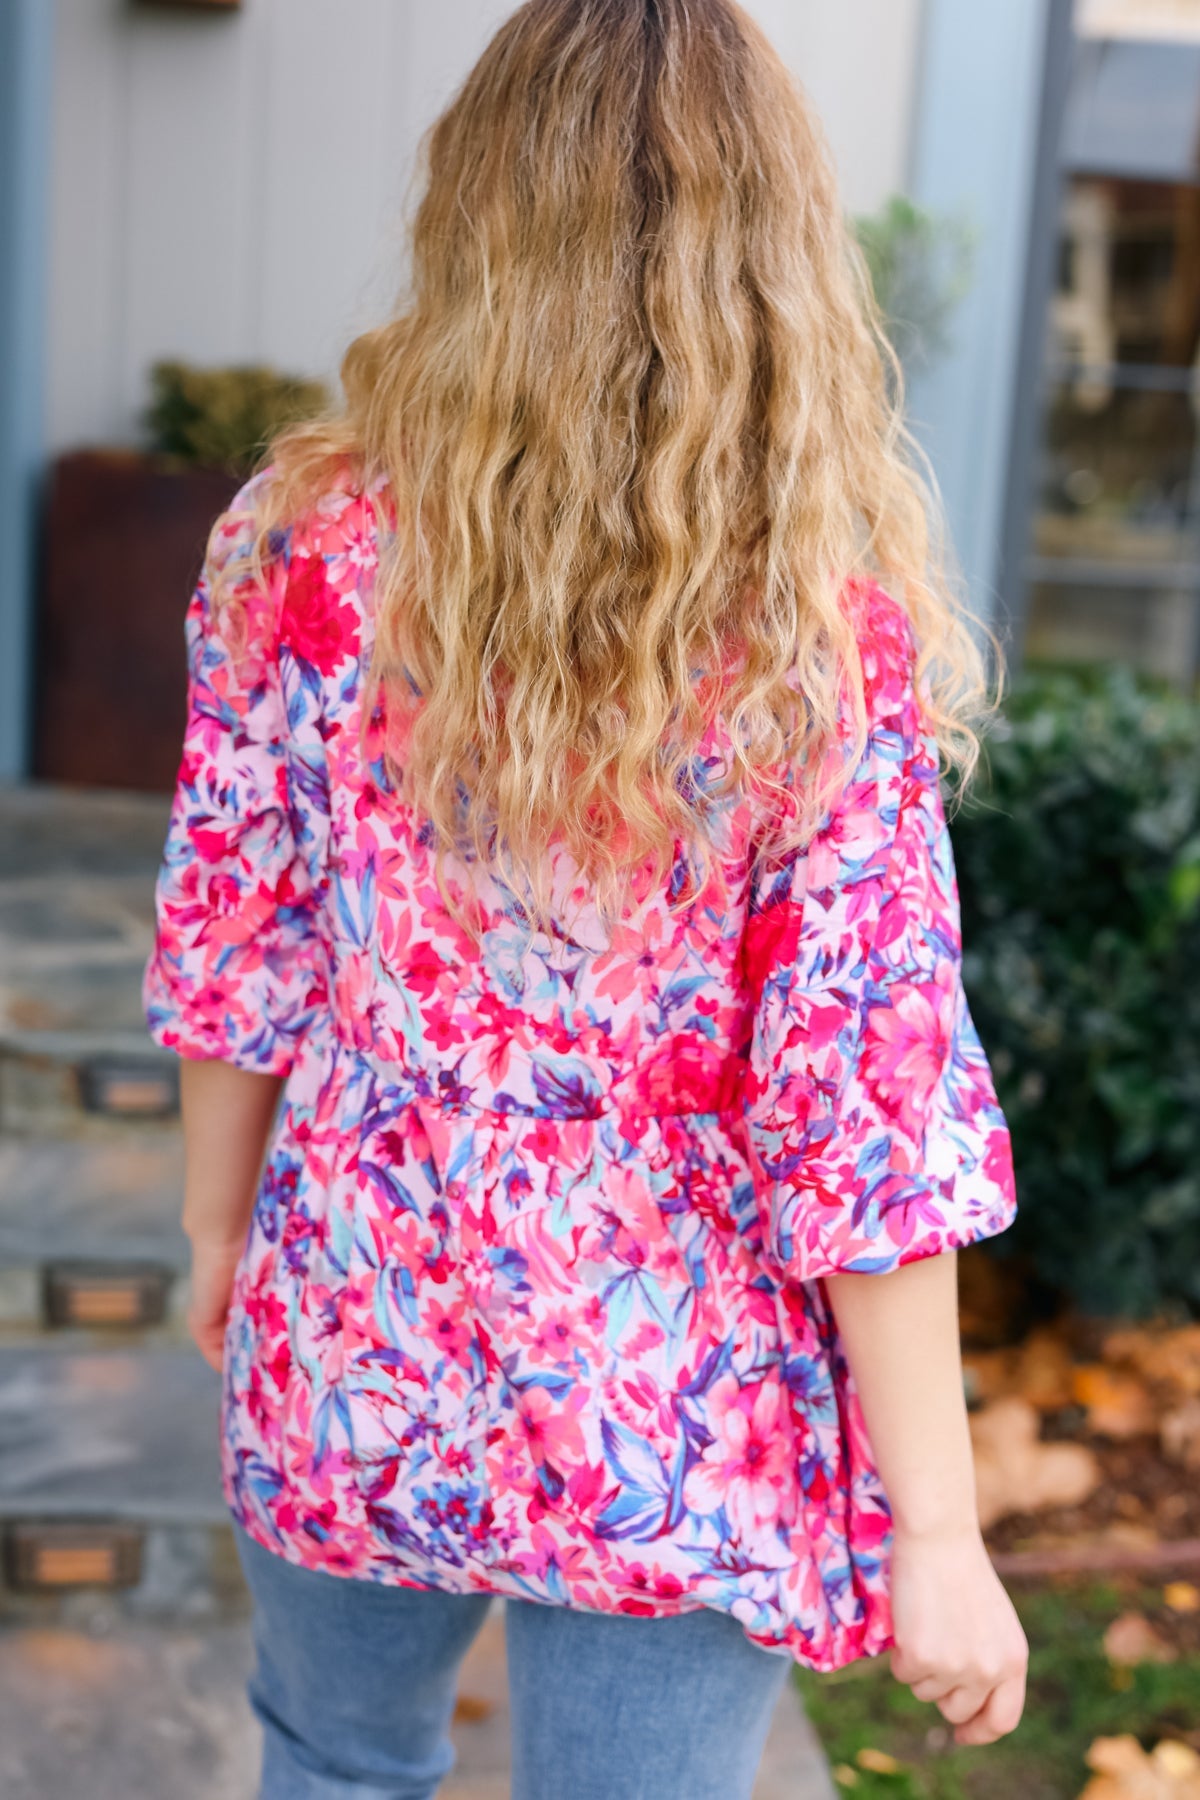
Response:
[744,0,924,216]
[46,0,924,453]
[904,0,1049,627]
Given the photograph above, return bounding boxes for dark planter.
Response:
[34,449,242,793]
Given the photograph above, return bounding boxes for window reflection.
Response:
[1035,381,1197,565]
[1025,581,1200,680]
[1017,27,1200,690]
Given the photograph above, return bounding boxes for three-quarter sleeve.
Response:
[739,584,1017,1282]
[143,482,329,1077]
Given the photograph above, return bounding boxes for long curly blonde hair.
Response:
[212,0,1001,934]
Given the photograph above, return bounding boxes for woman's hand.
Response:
[185,1233,245,1373]
[176,1057,284,1372]
[888,1523,1028,1746]
[823,1254,1028,1748]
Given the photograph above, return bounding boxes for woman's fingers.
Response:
[187,1305,227,1373]
[951,1674,1028,1748]
[901,1673,994,1723]
[935,1685,990,1725]
[899,1665,1028,1746]
[888,1530,1029,1745]
[907,1673,954,1704]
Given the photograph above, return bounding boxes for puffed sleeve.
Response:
[739,583,1017,1282]
[143,478,329,1076]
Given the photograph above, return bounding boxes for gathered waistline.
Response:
[331,1034,750,1123]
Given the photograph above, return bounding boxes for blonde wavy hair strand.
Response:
[207,0,1003,941]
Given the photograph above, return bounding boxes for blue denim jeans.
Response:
[233,1522,793,1799]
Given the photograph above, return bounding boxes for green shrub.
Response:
[852,194,975,372]
[951,661,1200,1320]
[144,360,330,477]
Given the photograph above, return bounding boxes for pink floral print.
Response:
[144,466,1017,1672]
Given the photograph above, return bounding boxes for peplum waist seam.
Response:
[330,1032,749,1122]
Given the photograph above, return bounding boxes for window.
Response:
[1018,15,1200,686]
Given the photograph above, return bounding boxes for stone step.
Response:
[0,1030,179,1138]
[0,1341,238,1627]
[0,1344,223,1528]
[0,883,159,1037]
[0,783,176,1138]
[0,1137,188,1336]
[0,784,171,882]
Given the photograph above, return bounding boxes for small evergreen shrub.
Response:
[144,360,330,477]
[952,662,1200,1320]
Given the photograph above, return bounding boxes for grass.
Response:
[792,1581,1200,1800]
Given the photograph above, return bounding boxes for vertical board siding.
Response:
[46,0,922,453]
[744,0,924,217]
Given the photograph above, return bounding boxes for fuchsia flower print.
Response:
[145,468,1017,1673]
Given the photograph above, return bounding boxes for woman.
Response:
[145,2,1028,1795]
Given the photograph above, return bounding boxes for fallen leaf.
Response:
[832,1764,860,1789]
[971,1396,1101,1529]
[1155,1744,1200,1780]
[1084,1731,1152,1776]
[856,1747,902,1773]
[1073,1365,1158,1438]
[962,1326,1076,1412]
[1078,1733,1200,1800]
[1014,1325,1078,1411]
[1161,1399,1200,1470]
[1103,1327,1200,1398]
[1103,1612,1178,1666]
[1164,1582,1200,1614]
[452,1694,495,1724]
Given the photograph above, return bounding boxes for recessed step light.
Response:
[4,1521,143,1591]
[42,1262,173,1329]
[77,1059,179,1119]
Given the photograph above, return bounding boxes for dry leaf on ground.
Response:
[856,1747,903,1774]
[452,1694,495,1723]
[1102,1327,1200,1399]
[963,1325,1077,1411]
[1078,1734,1200,1800]
[1161,1399,1200,1470]
[1014,1325,1079,1410]
[1073,1365,1158,1438]
[1163,1582,1200,1614]
[1102,1612,1178,1666]
[970,1396,1101,1529]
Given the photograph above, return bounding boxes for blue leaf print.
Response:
[359,1161,424,1220]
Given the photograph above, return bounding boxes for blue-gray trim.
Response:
[0,0,54,781]
[903,0,1049,651]
[996,0,1083,670]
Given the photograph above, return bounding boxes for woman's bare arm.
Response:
[823,1253,1028,1746]
[178,1057,284,1370]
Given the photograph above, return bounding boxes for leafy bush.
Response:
[951,662,1200,1320]
[852,194,975,372]
[144,360,330,477]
